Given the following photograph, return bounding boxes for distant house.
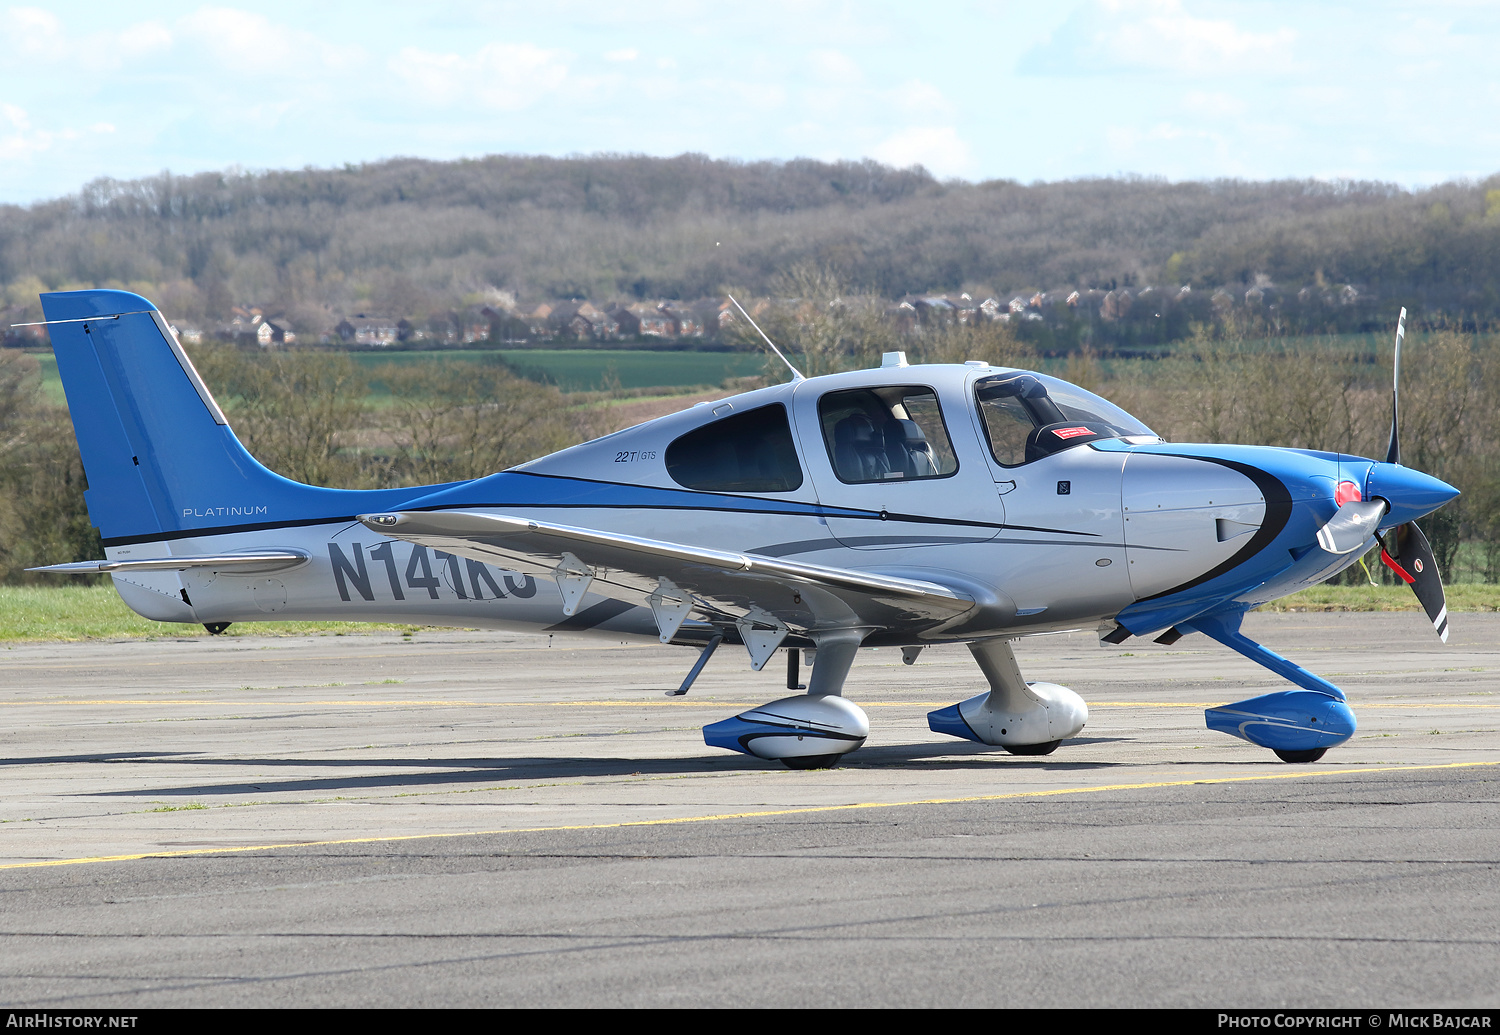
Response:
[690,298,736,336]
[0,312,49,348]
[478,305,527,342]
[947,293,984,325]
[519,303,555,338]
[215,307,293,346]
[886,300,918,333]
[219,306,264,343]
[549,300,618,340]
[335,314,399,346]
[257,320,294,347]
[659,303,703,338]
[612,302,674,338]
[606,303,643,337]
[911,296,956,325]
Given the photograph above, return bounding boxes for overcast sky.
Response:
[3,0,1498,205]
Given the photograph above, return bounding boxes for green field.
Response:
[34,330,1482,404]
[31,348,771,400]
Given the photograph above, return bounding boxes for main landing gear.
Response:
[703,630,868,769]
[703,634,1088,768]
[926,639,1088,753]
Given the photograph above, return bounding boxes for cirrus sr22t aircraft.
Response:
[32,289,1458,768]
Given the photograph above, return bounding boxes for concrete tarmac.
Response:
[0,612,1496,1007]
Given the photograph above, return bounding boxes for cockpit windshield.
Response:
[974,371,1157,466]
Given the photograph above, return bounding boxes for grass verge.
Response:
[3,582,1499,643]
[0,585,440,642]
[1256,583,1500,612]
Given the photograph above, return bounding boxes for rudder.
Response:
[41,290,418,543]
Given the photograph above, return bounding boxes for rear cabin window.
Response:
[818,386,958,484]
[665,403,804,492]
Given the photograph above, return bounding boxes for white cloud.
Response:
[1023,0,1298,77]
[890,79,951,117]
[391,43,570,110]
[810,49,862,85]
[178,7,363,75]
[871,126,976,178]
[3,6,63,58]
[5,2,1500,201]
[116,21,173,58]
[1180,90,1248,118]
[0,105,113,163]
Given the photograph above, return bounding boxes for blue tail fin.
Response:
[41,290,424,544]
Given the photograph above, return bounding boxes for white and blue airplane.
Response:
[30,289,1458,768]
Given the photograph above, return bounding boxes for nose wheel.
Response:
[780,753,845,770]
[1273,747,1327,763]
[1005,739,1062,756]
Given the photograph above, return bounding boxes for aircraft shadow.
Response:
[1,751,198,766]
[848,738,1125,770]
[80,737,1129,796]
[86,753,772,796]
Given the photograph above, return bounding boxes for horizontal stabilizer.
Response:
[30,550,309,575]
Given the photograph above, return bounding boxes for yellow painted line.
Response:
[3,760,1495,872]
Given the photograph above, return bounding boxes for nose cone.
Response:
[1365,463,1460,526]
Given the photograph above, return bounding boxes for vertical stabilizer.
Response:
[40,290,422,543]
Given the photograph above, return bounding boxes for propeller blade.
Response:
[1386,307,1406,465]
[1316,498,1387,555]
[1380,521,1449,642]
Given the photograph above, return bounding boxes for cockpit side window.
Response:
[666,403,804,492]
[817,386,958,484]
[980,395,1034,466]
[975,372,1156,467]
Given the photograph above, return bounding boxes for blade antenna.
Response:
[1386,306,1406,465]
[727,292,803,383]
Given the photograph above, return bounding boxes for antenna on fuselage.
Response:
[727,292,804,383]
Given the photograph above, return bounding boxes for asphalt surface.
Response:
[0,612,1496,1008]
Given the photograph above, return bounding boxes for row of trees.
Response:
[5,155,1500,340]
[3,307,1494,586]
[738,290,1496,582]
[0,349,597,582]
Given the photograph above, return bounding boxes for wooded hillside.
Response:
[3,154,1498,339]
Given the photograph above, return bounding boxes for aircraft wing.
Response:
[358,510,975,649]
